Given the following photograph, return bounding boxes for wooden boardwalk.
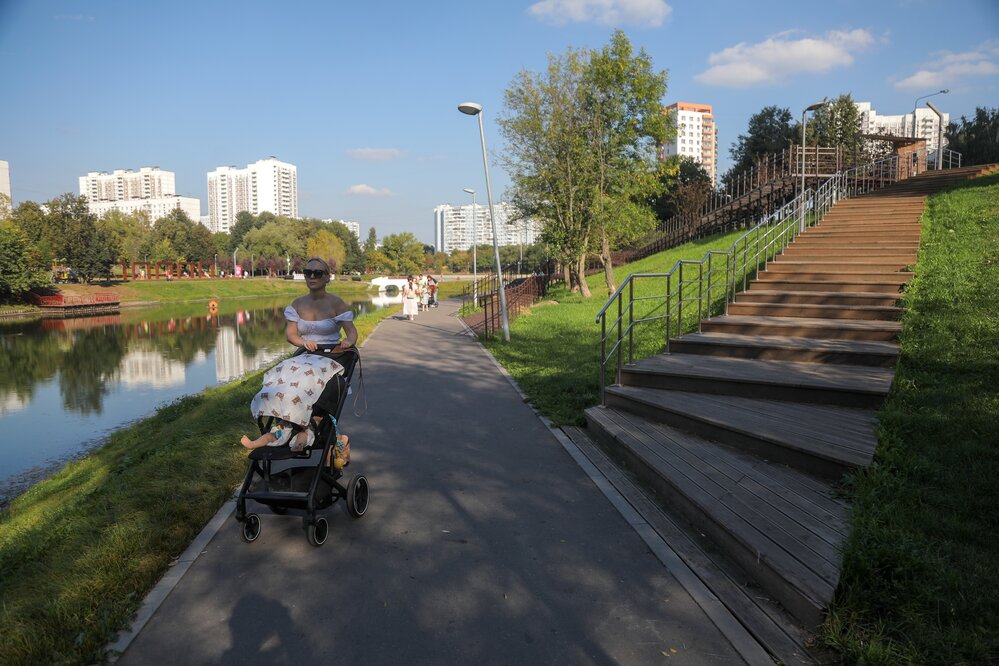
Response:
[568,164,999,662]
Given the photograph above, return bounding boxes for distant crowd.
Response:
[401,274,438,320]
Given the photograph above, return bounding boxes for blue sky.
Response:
[1,0,997,244]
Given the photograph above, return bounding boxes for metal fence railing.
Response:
[594,150,928,403]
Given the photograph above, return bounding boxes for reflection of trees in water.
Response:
[58,326,128,414]
[0,299,354,416]
[0,322,61,405]
[230,307,288,357]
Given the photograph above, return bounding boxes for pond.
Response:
[0,292,402,502]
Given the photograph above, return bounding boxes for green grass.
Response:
[0,304,397,666]
[483,228,750,425]
[59,277,383,305]
[824,173,999,664]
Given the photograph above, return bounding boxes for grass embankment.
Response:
[0,305,397,666]
[483,228,749,425]
[824,174,999,663]
[59,276,380,305]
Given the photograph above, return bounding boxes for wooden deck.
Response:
[578,164,999,659]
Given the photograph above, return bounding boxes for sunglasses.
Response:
[303,269,327,278]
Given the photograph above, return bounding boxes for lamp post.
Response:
[912,89,948,140]
[214,253,218,278]
[458,101,510,341]
[800,101,827,198]
[232,247,238,277]
[250,252,254,278]
[463,188,478,306]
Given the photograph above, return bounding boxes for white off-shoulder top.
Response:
[284,306,354,344]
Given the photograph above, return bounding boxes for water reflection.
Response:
[0,294,387,493]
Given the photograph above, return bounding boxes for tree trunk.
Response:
[575,254,591,298]
[562,262,571,288]
[600,229,615,294]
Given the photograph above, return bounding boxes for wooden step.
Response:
[669,331,899,366]
[561,425,815,665]
[778,251,916,262]
[603,385,878,478]
[766,262,910,274]
[700,314,902,342]
[756,272,913,283]
[727,301,901,320]
[621,352,895,407]
[584,406,849,626]
[748,279,905,293]
[736,289,901,307]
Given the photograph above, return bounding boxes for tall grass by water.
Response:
[0,305,397,665]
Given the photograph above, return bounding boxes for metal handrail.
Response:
[595,149,926,403]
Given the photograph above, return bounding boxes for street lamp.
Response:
[214,253,218,278]
[463,188,478,306]
[232,247,238,277]
[800,100,827,199]
[912,89,948,139]
[458,101,510,341]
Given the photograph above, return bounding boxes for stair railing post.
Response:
[628,279,634,364]
[697,261,704,331]
[665,272,673,353]
[616,290,623,385]
[599,312,607,404]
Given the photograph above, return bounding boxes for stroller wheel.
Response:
[307,516,329,547]
[241,513,261,543]
[347,475,369,518]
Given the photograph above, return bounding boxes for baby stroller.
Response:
[235,346,367,546]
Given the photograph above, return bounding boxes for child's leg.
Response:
[240,432,277,449]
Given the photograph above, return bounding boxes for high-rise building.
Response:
[207,158,298,234]
[433,202,540,254]
[855,102,950,153]
[662,102,718,186]
[79,166,201,224]
[0,160,11,205]
[79,167,175,202]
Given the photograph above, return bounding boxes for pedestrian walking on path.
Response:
[115,297,748,665]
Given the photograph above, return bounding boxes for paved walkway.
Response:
[117,299,746,665]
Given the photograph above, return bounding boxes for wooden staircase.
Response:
[567,164,999,661]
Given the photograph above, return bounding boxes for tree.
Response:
[306,230,346,272]
[363,227,378,253]
[380,232,424,275]
[44,194,101,279]
[152,209,214,262]
[946,107,999,165]
[98,209,152,263]
[583,31,670,293]
[500,31,668,297]
[808,94,866,162]
[727,105,798,179]
[650,156,712,225]
[0,219,51,297]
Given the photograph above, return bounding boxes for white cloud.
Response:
[527,0,671,27]
[695,29,875,87]
[347,184,395,197]
[894,41,999,90]
[347,148,403,161]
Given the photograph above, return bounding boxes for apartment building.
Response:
[0,160,11,205]
[79,166,200,223]
[855,101,950,153]
[79,167,175,203]
[322,219,360,239]
[662,102,718,186]
[433,202,540,254]
[207,158,298,233]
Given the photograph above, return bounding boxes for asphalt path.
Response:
[117,298,745,665]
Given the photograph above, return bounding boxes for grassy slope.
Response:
[825,174,999,663]
[483,228,748,425]
[0,305,397,665]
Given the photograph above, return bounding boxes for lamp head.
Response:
[458,102,483,116]
[940,89,949,94]
[805,101,827,112]
[463,188,475,195]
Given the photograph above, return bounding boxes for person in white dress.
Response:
[402,275,420,320]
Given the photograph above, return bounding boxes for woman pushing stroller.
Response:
[240,257,357,468]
